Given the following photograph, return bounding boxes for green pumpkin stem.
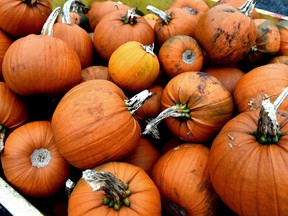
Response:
[125,90,153,115]
[254,87,288,144]
[122,8,140,25]
[142,104,191,139]
[146,5,172,25]
[82,170,131,210]
[238,0,256,17]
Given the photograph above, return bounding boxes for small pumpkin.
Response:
[158,34,204,78]
[151,143,218,215]
[68,161,162,215]
[108,41,160,92]
[81,65,111,82]
[276,20,288,56]
[1,121,71,197]
[208,87,288,215]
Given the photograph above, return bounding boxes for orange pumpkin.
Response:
[194,1,257,65]
[93,8,154,61]
[151,143,218,215]
[233,63,288,113]
[0,30,13,81]
[158,35,204,78]
[68,161,162,215]
[276,20,288,56]
[1,121,71,197]
[143,13,159,29]
[0,0,52,38]
[51,79,145,169]
[143,71,234,143]
[108,41,160,92]
[81,65,111,82]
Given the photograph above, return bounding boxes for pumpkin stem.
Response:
[142,104,190,139]
[0,125,7,153]
[62,0,89,24]
[142,43,155,56]
[146,5,171,25]
[121,8,140,25]
[65,178,75,198]
[253,87,288,144]
[82,169,131,211]
[125,90,153,115]
[30,148,51,168]
[41,7,61,36]
[238,0,256,17]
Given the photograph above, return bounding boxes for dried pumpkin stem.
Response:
[254,87,288,144]
[65,178,75,198]
[238,0,256,16]
[82,170,131,210]
[122,8,139,25]
[142,43,155,56]
[146,5,171,24]
[41,7,61,36]
[125,90,152,115]
[142,104,190,139]
[0,125,7,153]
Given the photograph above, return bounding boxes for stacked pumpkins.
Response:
[0,0,288,215]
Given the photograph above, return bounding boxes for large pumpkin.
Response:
[1,121,71,197]
[0,30,13,81]
[51,79,144,169]
[151,143,218,215]
[68,161,162,216]
[208,87,288,215]
[143,71,234,143]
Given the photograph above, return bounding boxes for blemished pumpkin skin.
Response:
[2,34,82,97]
[159,71,234,143]
[51,79,141,169]
[81,65,111,82]
[0,30,13,81]
[233,63,288,113]
[1,121,71,198]
[0,0,52,39]
[208,109,288,216]
[276,20,288,56]
[203,66,245,95]
[93,8,154,62]
[151,143,218,216]
[108,41,160,92]
[158,35,204,78]
[68,161,162,216]
[194,3,257,65]
[247,18,281,64]
[86,0,131,31]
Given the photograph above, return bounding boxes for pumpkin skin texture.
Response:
[68,161,162,216]
[108,41,160,92]
[51,79,141,169]
[2,34,82,96]
[233,63,288,113]
[194,3,257,65]
[0,30,13,81]
[93,8,154,61]
[208,110,288,215]
[160,71,234,143]
[0,0,52,39]
[158,35,204,78]
[276,20,288,56]
[1,121,71,197]
[151,144,218,216]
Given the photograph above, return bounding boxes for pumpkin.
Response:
[276,20,288,56]
[68,161,162,215]
[93,8,154,61]
[146,5,199,46]
[108,41,160,92]
[204,66,245,94]
[52,2,94,69]
[158,35,204,78]
[233,63,288,113]
[193,0,257,65]
[143,71,234,143]
[143,13,159,29]
[0,30,13,81]
[0,0,52,38]
[2,8,82,96]
[151,143,218,215]
[81,65,111,82]
[86,0,131,31]
[0,81,29,152]
[247,18,281,64]
[122,136,161,176]
[1,121,71,197]
[51,79,152,169]
[268,55,288,65]
[208,87,288,215]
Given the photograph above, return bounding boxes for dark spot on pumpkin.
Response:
[197,84,205,94]
[261,27,272,34]
[224,9,236,13]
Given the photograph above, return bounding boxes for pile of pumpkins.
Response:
[0,0,288,215]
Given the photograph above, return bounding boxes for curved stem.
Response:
[254,87,288,144]
[146,5,171,25]
[142,104,191,139]
[41,7,61,36]
[238,0,256,17]
[125,90,152,115]
[62,0,89,24]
